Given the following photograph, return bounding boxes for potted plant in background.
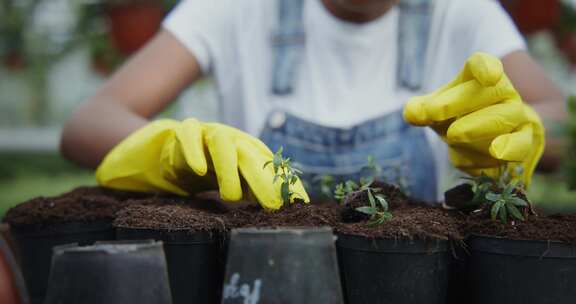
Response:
[0,0,28,70]
[105,0,164,56]
[79,0,171,76]
[499,0,561,35]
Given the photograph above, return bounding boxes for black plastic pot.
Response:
[0,236,29,304]
[9,221,115,304]
[222,227,344,304]
[336,234,449,304]
[446,240,470,304]
[459,235,576,304]
[116,228,225,304]
[44,240,172,304]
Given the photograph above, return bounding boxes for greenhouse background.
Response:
[1,0,576,216]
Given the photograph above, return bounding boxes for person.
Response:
[60,0,565,210]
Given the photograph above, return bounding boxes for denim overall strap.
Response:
[271,0,306,96]
[260,111,438,203]
[397,0,433,91]
[270,0,433,95]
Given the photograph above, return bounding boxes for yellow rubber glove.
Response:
[96,119,309,210]
[403,52,545,186]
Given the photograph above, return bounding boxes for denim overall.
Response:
[261,0,437,203]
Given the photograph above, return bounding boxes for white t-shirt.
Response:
[164,0,525,133]
[163,0,526,195]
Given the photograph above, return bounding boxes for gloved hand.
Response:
[96,119,309,210]
[403,52,545,186]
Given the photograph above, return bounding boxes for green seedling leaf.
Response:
[267,146,305,207]
[359,177,373,187]
[506,203,525,221]
[510,197,528,207]
[281,182,290,204]
[503,181,517,196]
[499,203,508,223]
[263,160,273,169]
[368,212,393,226]
[356,206,378,215]
[367,190,376,208]
[382,212,393,220]
[273,155,282,174]
[345,180,359,191]
[290,175,298,185]
[491,201,503,221]
[485,192,500,202]
[375,194,389,210]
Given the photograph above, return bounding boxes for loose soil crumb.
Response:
[458,212,576,244]
[3,186,167,227]
[114,204,227,231]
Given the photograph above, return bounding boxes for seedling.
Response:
[464,165,532,224]
[334,155,382,202]
[334,180,360,203]
[354,184,393,226]
[264,147,304,206]
[334,156,393,226]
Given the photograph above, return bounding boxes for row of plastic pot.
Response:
[6,223,576,304]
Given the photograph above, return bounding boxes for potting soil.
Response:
[5,184,576,243]
[458,212,576,243]
[3,186,158,227]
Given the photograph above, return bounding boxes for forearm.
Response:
[60,98,147,169]
[502,50,567,172]
[530,99,567,172]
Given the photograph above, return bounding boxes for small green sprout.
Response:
[360,155,382,186]
[464,165,531,224]
[263,147,304,206]
[334,180,359,202]
[334,155,382,203]
[354,184,393,226]
[485,181,528,223]
[333,156,393,226]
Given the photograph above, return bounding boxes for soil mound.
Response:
[459,212,576,244]
[3,186,163,227]
[114,204,227,231]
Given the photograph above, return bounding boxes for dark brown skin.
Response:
[321,0,400,23]
[61,1,566,173]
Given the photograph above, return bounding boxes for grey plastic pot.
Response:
[44,240,172,304]
[222,227,344,304]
